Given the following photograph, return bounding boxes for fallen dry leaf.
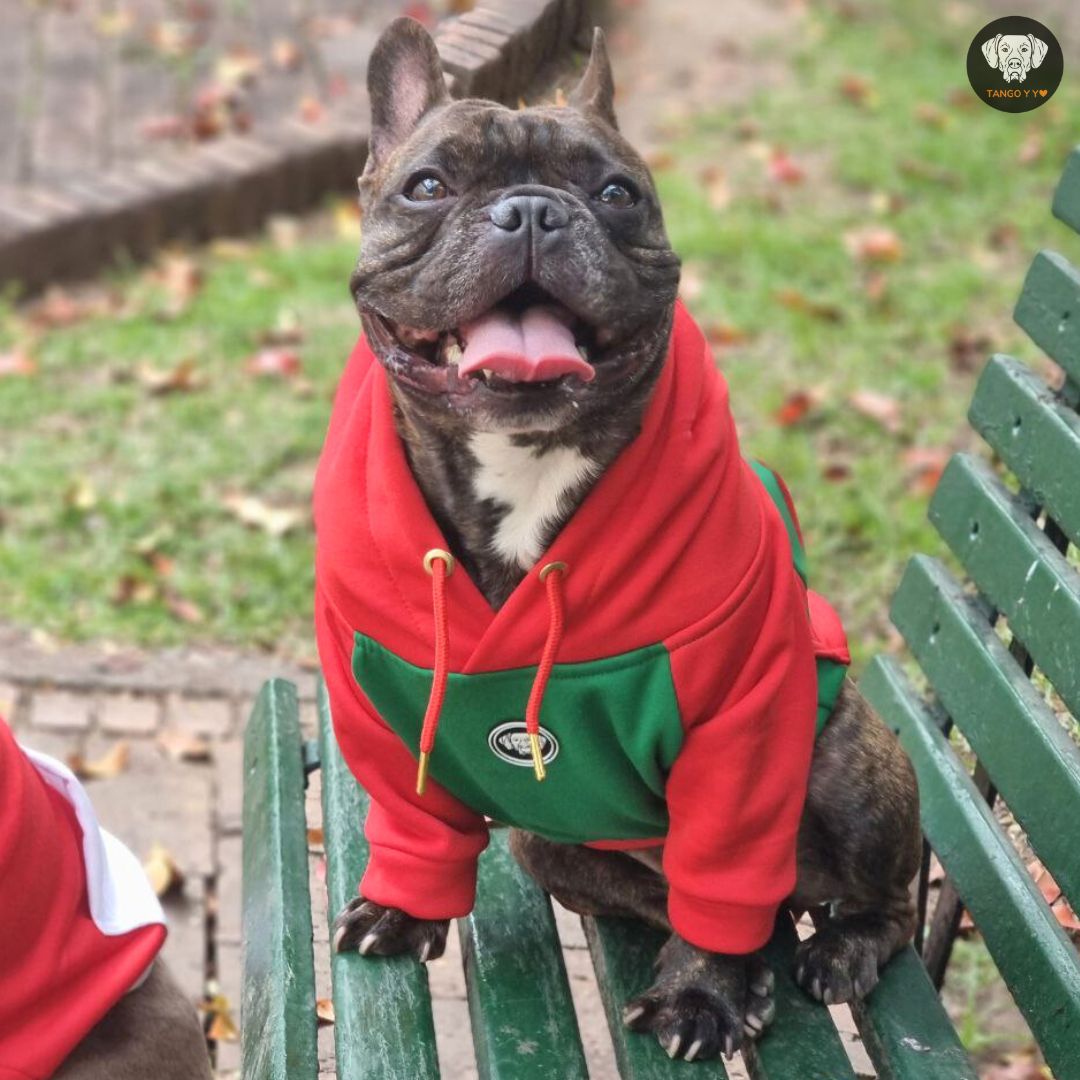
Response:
[700,164,732,212]
[298,95,325,124]
[843,226,903,264]
[1017,131,1044,166]
[153,253,203,317]
[838,73,877,107]
[222,493,305,537]
[137,358,207,395]
[767,149,805,185]
[0,350,37,378]
[914,102,949,130]
[902,446,949,497]
[334,198,363,241]
[948,325,992,374]
[775,288,844,323]
[774,388,825,427]
[246,347,302,379]
[200,988,239,1042]
[112,575,158,607]
[164,590,205,625]
[144,842,184,897]
[316,998,336,1025]
[679,262,706,302]
[821,461,852,483]
[271,37,302,71]
[307,827,325,849]
[158,729,213,762]
[68,742,131,780]
[703,322,751,349]
[64,477,98,512]
[849,389,902,433]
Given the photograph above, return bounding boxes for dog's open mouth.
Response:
[376,284,601,394]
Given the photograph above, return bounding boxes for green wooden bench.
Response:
[241,152,1080,1078]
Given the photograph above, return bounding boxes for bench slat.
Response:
[242,679,319,1080]
[318,684,442,1080]
[861,656,1080,1079]
[1013,250,1080,384]
[584,915,731,1078]
[459,831,589,1079]
[890,556,1080,907]
[929,453,1080,717]
[1052,147,1080,235]
[968,355,1080,547]
[742,917,857,1080]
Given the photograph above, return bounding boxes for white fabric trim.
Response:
[20,746,165,937]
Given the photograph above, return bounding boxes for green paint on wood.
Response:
[242,679,319,1080]
[930,453,1080,719]
[317,682,441,1080]
[1051,147,1080,235]
[890,556,1080,908]
[969,355,1080,547]
[743,917,857,1080]
[459,831,589,1079]
[851,946,976,1080]
[862,657,1080,1079]
[1013,250,1080,384]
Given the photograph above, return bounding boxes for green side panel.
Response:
[583,915,731,1078]
[742,917,857,1080]
[458,831,589,1079]
[1013,250,1080,384]
[851,946,977,1080]
[815,658,847,735]
[929,453,1080,718]
[861,657,1080,1079]
[890,556,1080,908]
[318,682,441,1080]
[353,635,682,843]
[242,679,319,1080]
[749,460,808,585]
[1052,146,1080,234]
[969,355,1080,546]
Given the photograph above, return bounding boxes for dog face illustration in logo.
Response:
[981,34,1048,83]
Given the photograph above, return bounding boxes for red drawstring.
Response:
[415,551,567,796]
[525,561,566,782]
[416,548,453,795]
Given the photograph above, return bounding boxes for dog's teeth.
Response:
[444,342,463,365]
[577,344,590,362]
[480,368,494,382]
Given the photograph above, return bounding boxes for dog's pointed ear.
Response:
[981,34,1001,68]
[365,17,449,169]
[1029,35,1049,68]
[569,28,618,129]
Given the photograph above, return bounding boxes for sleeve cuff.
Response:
[667,888,778,954]
[360,843,479,921]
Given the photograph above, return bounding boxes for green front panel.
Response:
[969,355,1080,546]
[861,657,1080,1080]
[459,831,589,1079]
[742,918,857,1080]
[890,556,1080,908]
[242,680,319,1080]
[318,683,441,1080]
[851,946,977,1080]
[1052,146,1080,234]
[929,453,1080,718]
[583,916,731,1078]
[354,635,682,843]
[1013,250,1080,384]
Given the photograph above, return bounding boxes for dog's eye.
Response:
[597,181,638,209]
[405,173,450,202]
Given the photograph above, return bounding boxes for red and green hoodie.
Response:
[314,301,850,955]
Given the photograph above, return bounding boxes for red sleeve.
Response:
[316,588,489,920]
[663,547,818,954]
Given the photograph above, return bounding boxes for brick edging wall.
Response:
[0,0,594,296]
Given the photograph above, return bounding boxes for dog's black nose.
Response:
[490,194,569,233]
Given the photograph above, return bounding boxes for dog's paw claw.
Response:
[331,898,449,963]
[794,928,880,1005]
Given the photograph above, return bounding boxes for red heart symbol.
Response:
[1039,89,1048,97]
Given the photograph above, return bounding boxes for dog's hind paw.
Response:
[332,897,449,963]
[622,938,775,1062]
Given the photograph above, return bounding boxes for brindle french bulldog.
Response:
[332,16,920,1062]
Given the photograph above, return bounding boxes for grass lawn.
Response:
[1,0,1078,666]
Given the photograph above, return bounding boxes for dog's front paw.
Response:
[332,897,449,963]
[794,923,880,1004]
[621,936,776,1062]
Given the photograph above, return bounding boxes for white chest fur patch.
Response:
[470,432,598,570]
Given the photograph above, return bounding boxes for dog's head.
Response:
[981,33,1048,82]
[350,17,681,435]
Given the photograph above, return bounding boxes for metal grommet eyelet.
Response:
[538,561,567,581]
[423,548,455,576]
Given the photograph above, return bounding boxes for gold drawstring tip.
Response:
[416,751,431,796]
[529,733,547,782]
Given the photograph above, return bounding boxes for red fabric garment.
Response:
[314,301,850,954]
[0,721,165,1080]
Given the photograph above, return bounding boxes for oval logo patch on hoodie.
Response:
[488,721,559,767]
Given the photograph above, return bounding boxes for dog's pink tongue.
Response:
[459,306,594,383]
